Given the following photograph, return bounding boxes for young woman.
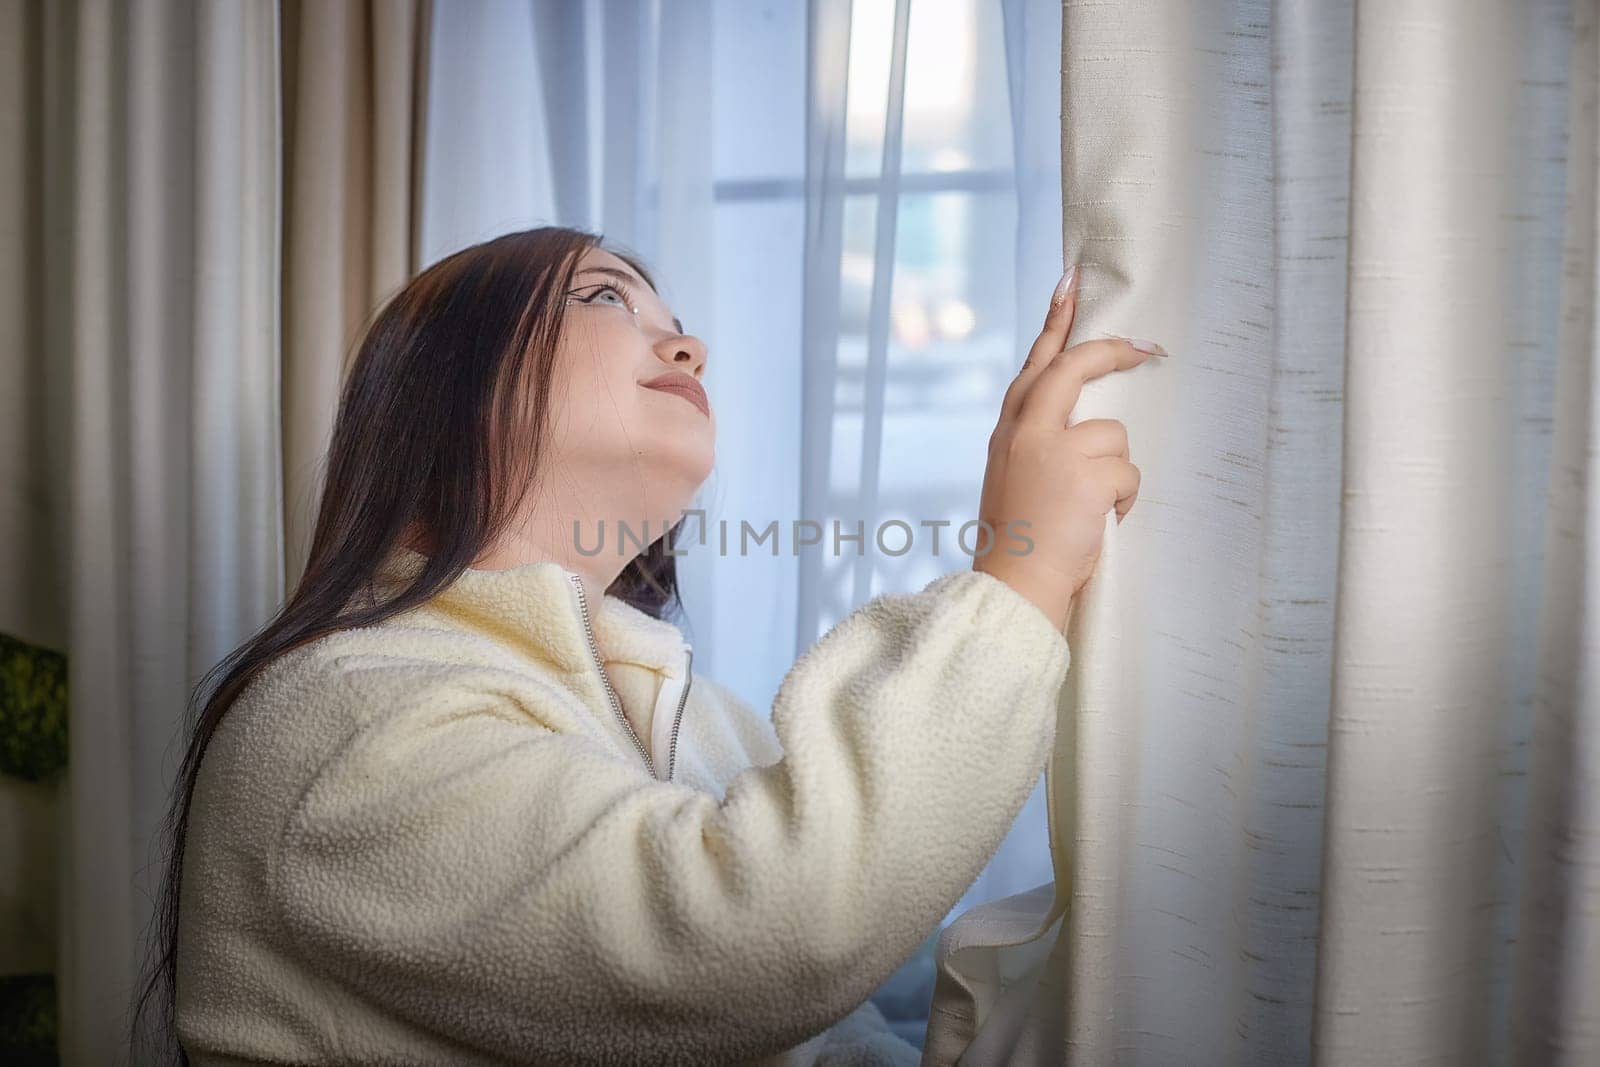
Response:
[132,226,1153,1065]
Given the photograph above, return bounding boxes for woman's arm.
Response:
[693,671,930,1065]
[269,566,1069,1064]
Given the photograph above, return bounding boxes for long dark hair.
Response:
[129,226,691,1063]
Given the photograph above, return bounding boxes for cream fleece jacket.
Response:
[174,546,1071,1065]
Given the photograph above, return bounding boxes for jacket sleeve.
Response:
[269,567,1071,1064]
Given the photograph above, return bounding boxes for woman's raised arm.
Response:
[263,565,1070,1064]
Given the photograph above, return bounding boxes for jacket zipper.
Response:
[568,574,656,779]
[666,647,693,782]
[568,574,694,783]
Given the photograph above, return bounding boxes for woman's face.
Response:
[543,247,714,540]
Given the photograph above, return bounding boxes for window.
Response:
[709,1,1047,1046]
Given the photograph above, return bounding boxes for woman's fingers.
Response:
[1016,337,1152,431]
[1065,418,1130,460]
[1028,266,1079,371]
[1000,267,1079,424]
[1090,455,1141,523]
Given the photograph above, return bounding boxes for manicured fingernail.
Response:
[1050,265,1078,311]
[1125,337,1168,356]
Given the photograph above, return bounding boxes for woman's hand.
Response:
[972,266,1160,631]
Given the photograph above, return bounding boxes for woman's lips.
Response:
[641,375,711,418]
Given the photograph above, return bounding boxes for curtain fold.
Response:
[1489,0,1598,1056]
[0,0,66,984]
[1315,2,1560,1059]
[22,2,284,1061]
[925,0,1596,1063]
[794,0,853,662]
[280,0,431,586]
[848,0,909,608]
[0,1,431,1060]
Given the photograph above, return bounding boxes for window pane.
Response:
[844,0,896,179]
[903,0,1013,174]
[847,0,1015,181]
[827,187,1018,598]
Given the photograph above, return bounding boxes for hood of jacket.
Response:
[366,545,696,781]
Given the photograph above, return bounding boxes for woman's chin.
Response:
[675,449,716,495]
[645,417,715,476]
[642,445,714,504]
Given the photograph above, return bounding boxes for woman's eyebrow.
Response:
[575,266,685,334]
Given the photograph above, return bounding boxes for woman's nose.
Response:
[656,333,708,375]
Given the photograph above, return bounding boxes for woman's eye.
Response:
[586,284,630,307]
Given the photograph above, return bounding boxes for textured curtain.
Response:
[924,1,1598,1064]
[21,3,282,1062]
[0,1,430,1061]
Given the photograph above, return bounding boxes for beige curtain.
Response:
[0,1,428,1062]
[0,0,64,988]
[925,0,1598,1064]
[281,0,429,587]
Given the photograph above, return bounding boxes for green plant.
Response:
[0,633,68,783]
[0,973,57,1065]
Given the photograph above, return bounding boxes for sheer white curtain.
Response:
[786,0,1066,931]
[419,0,721,656]
[417,0,1068,1043]
[923,1,1600,1063]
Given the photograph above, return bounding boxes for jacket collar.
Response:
[369,546,692,679]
